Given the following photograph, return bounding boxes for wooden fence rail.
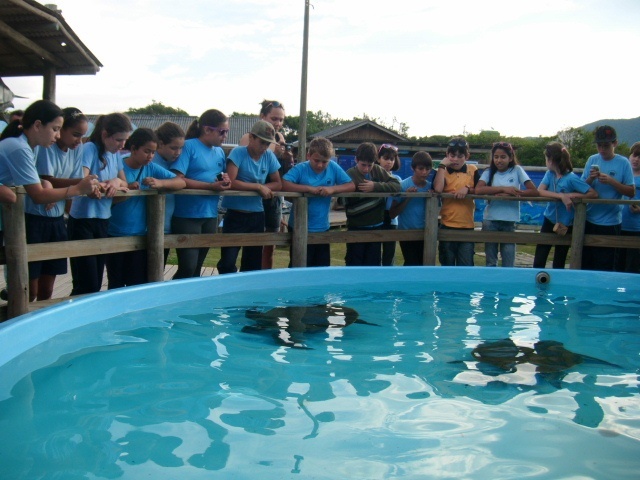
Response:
[1,188,638,320]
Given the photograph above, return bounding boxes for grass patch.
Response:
[165,233,543,269]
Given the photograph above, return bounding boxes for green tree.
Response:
[556,127,594,167]
[283,110,349,142]
[126,100,189,116]
[508,136,553,166]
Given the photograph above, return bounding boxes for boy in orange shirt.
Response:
[433,137,480,266]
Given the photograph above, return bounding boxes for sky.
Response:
[4,0,640,139]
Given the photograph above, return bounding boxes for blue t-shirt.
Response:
[152,152,177,233]
[395,176,432,230]
[480,166,531,222]
[581,153,634,225]
[283,160,352,232]
[0,134,41,187]
[222,146,280,213]
[69,142,124,219]
[25,142,84,217]
[540,170,592,226]
[108,162,177,237]
[171,138,225,219]
[621,174,640,232]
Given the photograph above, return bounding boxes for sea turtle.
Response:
[242,304,376,348]
[467,338,618,377]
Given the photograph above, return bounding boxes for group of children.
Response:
[0,100,638,303]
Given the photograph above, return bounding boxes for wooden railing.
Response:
[1,188,638,320]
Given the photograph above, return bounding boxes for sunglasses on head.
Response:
[448,140,468,148]
[206,126,229,135]
[265,101,283,110]
[493,142,513,150]
[378,143,398,154]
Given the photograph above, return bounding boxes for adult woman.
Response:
[239,100,294,268]
[170,109,231,278]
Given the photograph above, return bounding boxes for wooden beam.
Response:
[5,0,101,71]
[290,197,308,267]
[2,197,29,318]
[0,19,64,67]
[43,65,56,102]
[146,195,165,283]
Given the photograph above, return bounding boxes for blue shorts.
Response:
[26,213,68,278]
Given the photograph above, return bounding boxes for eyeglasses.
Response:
[265,101,284,109]
[448,140,468,148]
[378,143,398,153]
[206,126,229,135]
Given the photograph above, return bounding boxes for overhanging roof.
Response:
[0,0,101,76]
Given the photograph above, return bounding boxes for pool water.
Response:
[0,268,638,479]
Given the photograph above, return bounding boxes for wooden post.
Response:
[290,196,308,267]
[2,195,29,318]
[43,65,56,103]
[569,202,587,270]
[423,196,440,265]
[146,194,165,283]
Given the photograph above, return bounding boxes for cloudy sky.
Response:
[5,0,640,138]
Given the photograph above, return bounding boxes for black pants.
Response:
[217,210,265,274]
[615,230,640,273]
[533,217,572,269]
[288,229,331,267]
[106,245,148,289]
[581,221,620,271]
[68,216,109,295]
[400,240,425,266]
[345,226,382,266]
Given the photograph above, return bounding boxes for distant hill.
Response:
[580,117,640,146]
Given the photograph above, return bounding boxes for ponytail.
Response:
[545,142,573,174]
[186,109,227,139]
[89,113,132,169]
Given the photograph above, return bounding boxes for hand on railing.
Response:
[100,178,129,198]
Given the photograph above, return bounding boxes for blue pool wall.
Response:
[1,267,637,378]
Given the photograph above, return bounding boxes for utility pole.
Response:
[298,0,310,161]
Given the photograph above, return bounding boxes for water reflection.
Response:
[1,286,638,478]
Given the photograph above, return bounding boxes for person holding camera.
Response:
[239,100,294,269]
[170,109,231,279]
[217,120,282,274]
[580,125,635,271]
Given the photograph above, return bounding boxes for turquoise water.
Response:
[0,269,639,479]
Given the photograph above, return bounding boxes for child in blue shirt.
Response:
[377,144,403,266]
[533,142,597,269]
[107,128,185,289]
[170,109,231,279]
[217,121,282,274]
[390,151,433,266]
[27,107,89,301]
[616,142,640,273]
[475,142,538,267]
[152,122,185,265]
[581,125,635,271]
[282,137,354,266]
